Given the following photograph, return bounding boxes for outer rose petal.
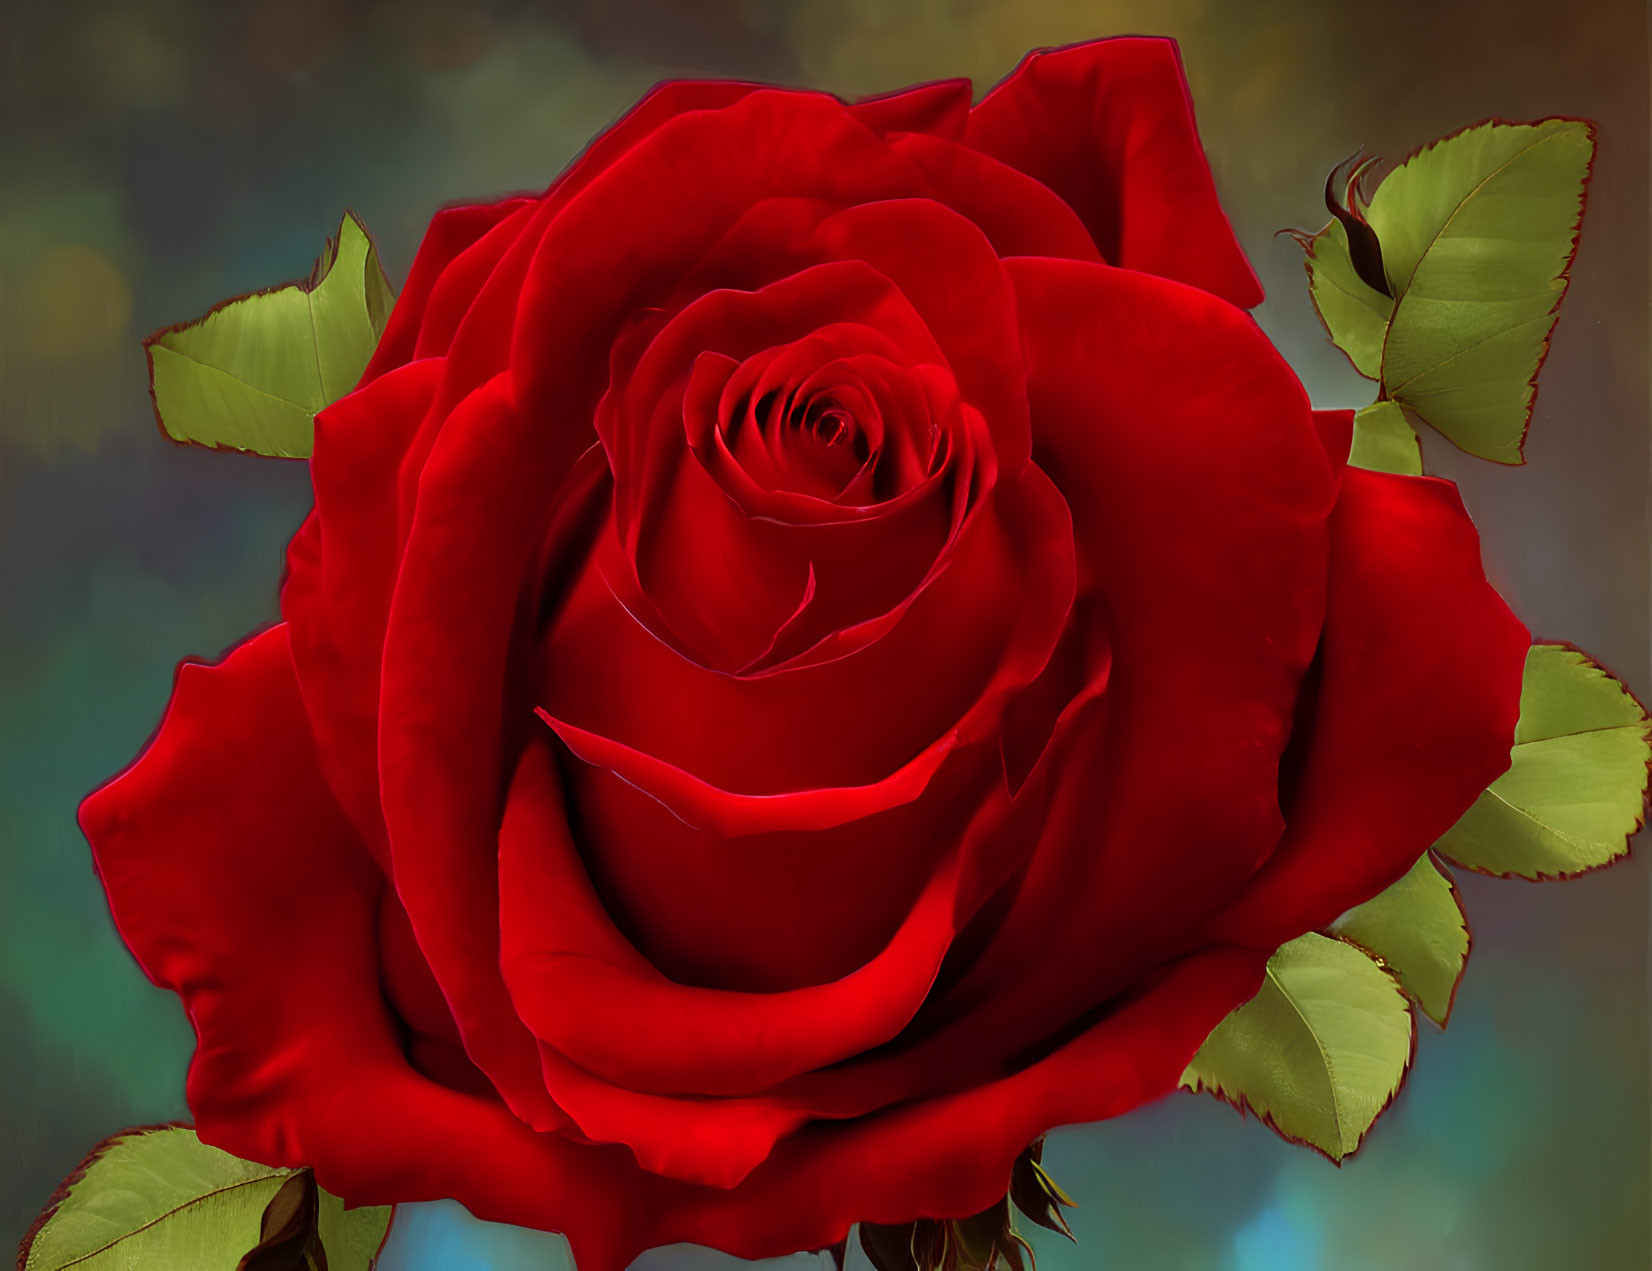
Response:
[365,79,776,381]
[1313,407,1355,469]
[622,944,1267,1262]
[498,738,977,1095]
[853,257,1335,1076]
[889,131,1103,263]
[78,646,1264,1269]
[847,78,973,140]
[1201,469,1528,947]
[509,90,929,434]
[360,201,530,383]
[375,372,588,1132]
[282,358,446,863]
[410,202,540,362]
[966,37,1263,308]
[73,627,648,1264]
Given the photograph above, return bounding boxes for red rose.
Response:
[81,37,1526,1269]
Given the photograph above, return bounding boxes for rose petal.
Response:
[828,257,1333,1088]
[498,740,966,1093]
[374,77,770,379]
[966,37,1263,307]
[75,626,659,1268]
[282,358,446,864]
[536,702,961,836]
[847,78,973,140]
[802,199,1033,475]
[1313,407,1355,470]
[509,90,931,439]
[627,944,1267,1263]
[79,650,1265,1270]
[537,462,1072,812]
[412,202,539,361]
[377,371,587,1131]
[891,131,1103,262]
[596,262,955,668]
[361,201,530,383]
[1200,469,1528,946]
[418,82,791,428]
[535,1041,814,1189]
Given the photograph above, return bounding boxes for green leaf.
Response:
[1435,643,1651,879]
[1347,400,1423,475]
[1327,853,1467,1026]
[1179,933,1413,1161]
[19,1125,392,1271]
[1370,118,1594,463]
[1303,217,1394,379]
[146,210,395,458]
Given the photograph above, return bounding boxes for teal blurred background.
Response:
[2,1,1646,1266]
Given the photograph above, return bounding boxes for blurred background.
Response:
[1,1,1646,1267]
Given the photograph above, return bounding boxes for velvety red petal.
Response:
[377,888,463,1048]
[411,202,538,361]
[531,474,1071,1017]
[534,1040,812,1188]
[553,80,765,201]
[75,627,667,1270]
[847,78,973,140]
[1201,469,1528,947]
[965,37,1263,308]
[537,703,960,836]
[509,90,929,439]
[376,371,585,1131]
[414,83,785,432]
[802,199,1032,474]
[890,132,1102,262]
[86,625,1232,1271]
[537,460,1071,809]
[596,261,952,668]
[282,358,446,864]
[360,201,529,382]
[630,945,1266,1262]
[581,744,1025,1003]
[1313,407,1354,470]
[497,739,959,1089]
[876,258,1333,1067]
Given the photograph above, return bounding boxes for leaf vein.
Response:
[53,1173,287,1268]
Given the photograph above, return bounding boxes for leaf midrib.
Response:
[1480,783,1601,851]
[1477,721,1646,850]
[152,340,322,418]
[1379,127,1574,387]
[1263,964,1347,1149]
[1514,718,1647,746]
[1385,308,1550,395]
[48,1171,287,1268]
[305,287,330,407]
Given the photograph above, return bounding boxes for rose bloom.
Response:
[82,37,1525,1269]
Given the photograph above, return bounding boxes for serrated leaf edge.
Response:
[1289,116,1595,461]
[1436,639,1651,882]
[141,208,390,457]
[1295,220,1391,380]
[16,1124,391,1271]
[1181,942,1417,1165]
[1324,851,1472,1029]
[14,1123,284,1271]
[1376,116,1595,464]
